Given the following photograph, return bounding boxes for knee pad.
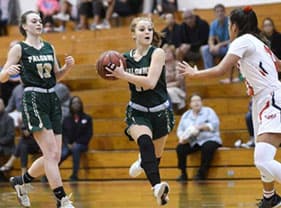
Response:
[254,142,276,183]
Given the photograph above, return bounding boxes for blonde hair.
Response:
[130,17,163,47]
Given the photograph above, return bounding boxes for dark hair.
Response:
[214,4,225,11]
[230,7,260,38]
[19,10,39,37]
[69,96,84,114]
[189,93,202,101]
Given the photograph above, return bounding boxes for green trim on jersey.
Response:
[123,46,168,107]
[19,41,56,89]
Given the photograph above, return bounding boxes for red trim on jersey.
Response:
[259,100,270,121]
[264,45,279,71]
[259,70,267,77]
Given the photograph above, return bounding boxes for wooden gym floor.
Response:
[0,179,271,208]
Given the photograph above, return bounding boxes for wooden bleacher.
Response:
[2,3,281,181]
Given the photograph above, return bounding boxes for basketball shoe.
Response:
[9,176,31,207]
[257,193,281,208]
[57,194,75,208]
[152,182,170,206]
[129,154,144,177]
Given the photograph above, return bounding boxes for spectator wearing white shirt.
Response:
[176,94,222,182]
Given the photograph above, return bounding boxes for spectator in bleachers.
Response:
[77,0,93,29]
[0,40,21,106]
[60,96,93,181]
[164,44,186,114]
[161,13,182,48]
[53,0,76,32]
[176,10,209,63]
[5,81,23,128]
[37,0,60,32]
[142,0,177,16]
[54,82,71,120]
[200,4,229,69]
[0,98,15,158]
[262,17,281,60]
[176,94,221,182]
[90,0,115,30]
[8,0,21,25]
[245,99,255,147]
[113,0,142,17]
[0,0,9,36]
[0,124,40,174]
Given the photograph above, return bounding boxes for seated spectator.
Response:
[37,0,60,32]
[200,4,229,69]
[156,0,177,15]
[53,0,76,32]
[245,99,254,147]
[262,17,281,60]
[176,10,209,63]
[77,0,93,30]
[164,44,186,114]
[0,0,9,36]
[60,96,93,181]
[113,0,142,17]
[90,0,115,30]
[0,40,21,105]
[5,82,23,128]
[0,98,15,158]
[176,94,222,182]
[161,13,182,48]
[0,125,40,174]
[54,82,71,120]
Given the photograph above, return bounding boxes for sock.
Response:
[263,189,275,199]
[23,171,35,183]
[53,186,66,201]
[137,134,161,187]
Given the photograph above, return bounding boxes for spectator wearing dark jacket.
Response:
[176,10,209,63]
[0,98,15,156]
[161,13,182,48]
[60,96,93,181]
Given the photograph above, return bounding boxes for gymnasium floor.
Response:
[0,180,266,208]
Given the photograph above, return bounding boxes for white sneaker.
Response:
[153,182,170,206]
[58,194,75,208]
[129,155,144,177]
[10,177,32,207]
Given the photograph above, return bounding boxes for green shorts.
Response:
[22,91,62,134]
[125,105,175,141]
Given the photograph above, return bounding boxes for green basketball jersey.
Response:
[123,46,168,107]
[19,41,56,88]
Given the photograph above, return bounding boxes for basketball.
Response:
[96,50,127,80]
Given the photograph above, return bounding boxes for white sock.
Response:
[263,189,275,199]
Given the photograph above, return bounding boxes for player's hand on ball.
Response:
[176,61,198,77]
[65,56,75,68]
[105,59,125,79]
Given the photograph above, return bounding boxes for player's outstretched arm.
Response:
[0,44,21,83]
[52,45,75,81]
[177,54,240,79]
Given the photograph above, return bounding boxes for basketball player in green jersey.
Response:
[0,11,75,208]
[106,17,174,206]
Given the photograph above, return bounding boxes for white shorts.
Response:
[252,88,281,137]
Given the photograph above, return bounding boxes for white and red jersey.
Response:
[227,34,281,97]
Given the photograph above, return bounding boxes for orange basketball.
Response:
[96,50,127,80]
